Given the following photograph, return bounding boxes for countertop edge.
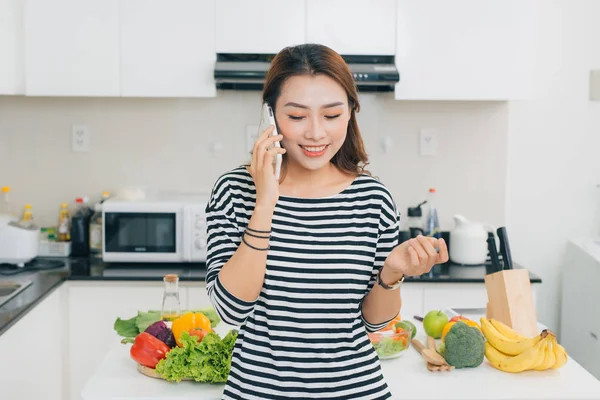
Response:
[0,278,64,337]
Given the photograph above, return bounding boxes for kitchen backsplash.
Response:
[0,92,508,230]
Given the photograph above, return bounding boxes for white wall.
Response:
[0,92,508,231]
[506,0,600,334]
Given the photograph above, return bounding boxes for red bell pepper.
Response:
[130,332,171,368]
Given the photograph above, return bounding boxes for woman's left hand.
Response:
[382,235,449,280]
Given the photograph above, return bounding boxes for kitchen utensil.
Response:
[449,215,491,265]
[427,335,454,372]
[413,339,454,372]
[487,231,502,272]
[411,338,446,365]
[496,227,513,269]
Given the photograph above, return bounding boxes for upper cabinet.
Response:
[306,0,396,55]
[215,0,306,54]
[120,0,216,97]
[395,0,534,100]
[24,0,120,96]
[12,0,533,100]
[0,0,25,95]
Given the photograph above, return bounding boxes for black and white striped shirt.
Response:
[206,166,400,400]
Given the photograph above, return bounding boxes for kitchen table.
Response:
[82,317,600,400]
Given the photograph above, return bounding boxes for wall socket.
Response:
[246,125,259,154]
[590,69,600,101]
[72,125,90,152]
[419,128,438,156]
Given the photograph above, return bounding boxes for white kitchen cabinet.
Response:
[306,0,396,55]
[215,0,306,54]
[395,0,534,100]
[560,239,600,380]
[67,282,188,400]
[0,286,66,400]
[0,0,25,94]
[24,0,120,96]
[120,0,216,98]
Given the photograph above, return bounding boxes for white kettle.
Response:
[449,214,494,265]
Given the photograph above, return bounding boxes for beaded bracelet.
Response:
[242,235,270,251]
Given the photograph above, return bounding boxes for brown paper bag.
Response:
[484,269,539,337]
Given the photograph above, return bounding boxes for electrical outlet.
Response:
[419,128,438,156]
[72,125,90,152]
[590,69,600,101]
[246,125,259,154]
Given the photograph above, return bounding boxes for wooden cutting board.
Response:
[136,364,193,381]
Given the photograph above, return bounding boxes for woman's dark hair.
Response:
[262,43,370,177]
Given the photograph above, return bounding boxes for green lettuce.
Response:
[113,315,138,338]
[155,330,238,383]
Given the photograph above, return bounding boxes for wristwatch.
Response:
[376,268,405,290]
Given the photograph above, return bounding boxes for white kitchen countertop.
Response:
[82,318,600,400]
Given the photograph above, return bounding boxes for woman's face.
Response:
[274,74,351,172]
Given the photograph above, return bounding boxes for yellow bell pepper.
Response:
[172,312,212,347]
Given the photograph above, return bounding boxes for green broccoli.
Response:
[439,321,485,368]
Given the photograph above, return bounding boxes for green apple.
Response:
[423,310,449,339]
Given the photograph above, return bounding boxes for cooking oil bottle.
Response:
[161,274,181,325]
[58,203,71,242]
[19,204,34,228]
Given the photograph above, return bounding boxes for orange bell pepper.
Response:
[441,317,481,341]
[172,312,212,347]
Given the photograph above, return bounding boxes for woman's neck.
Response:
[278,159,355,198]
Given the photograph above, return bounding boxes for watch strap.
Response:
[377,268,404,290]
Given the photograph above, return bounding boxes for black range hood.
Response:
[214,53,399,92]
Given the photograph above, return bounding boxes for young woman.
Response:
[205,44,448,400]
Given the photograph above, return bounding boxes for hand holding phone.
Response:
[258,103,283,181]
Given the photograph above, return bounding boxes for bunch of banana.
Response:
[480,317,568,373]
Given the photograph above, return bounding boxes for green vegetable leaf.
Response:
[155,330,238,383]
[135,311,162,333]
[114,316,138,338]
[120,337,135,344]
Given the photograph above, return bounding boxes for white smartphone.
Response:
[258,103,282,181]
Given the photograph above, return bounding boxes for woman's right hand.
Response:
[248,125,286,209]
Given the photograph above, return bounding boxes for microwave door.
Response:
[104,212,178,262]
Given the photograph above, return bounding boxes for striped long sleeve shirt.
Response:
[205,166,400,400]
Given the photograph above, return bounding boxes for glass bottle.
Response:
[425,188,441,239]
[58,203,71,242]
[161,274,181,325]
[89,203,103,259]
[100,191,111,203]
[19,204,34,228]
[1,186,15,220]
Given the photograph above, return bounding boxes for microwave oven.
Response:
[102,195,208,263]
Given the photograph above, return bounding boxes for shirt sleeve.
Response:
[360,191,401,332]
[204,178,258,326]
